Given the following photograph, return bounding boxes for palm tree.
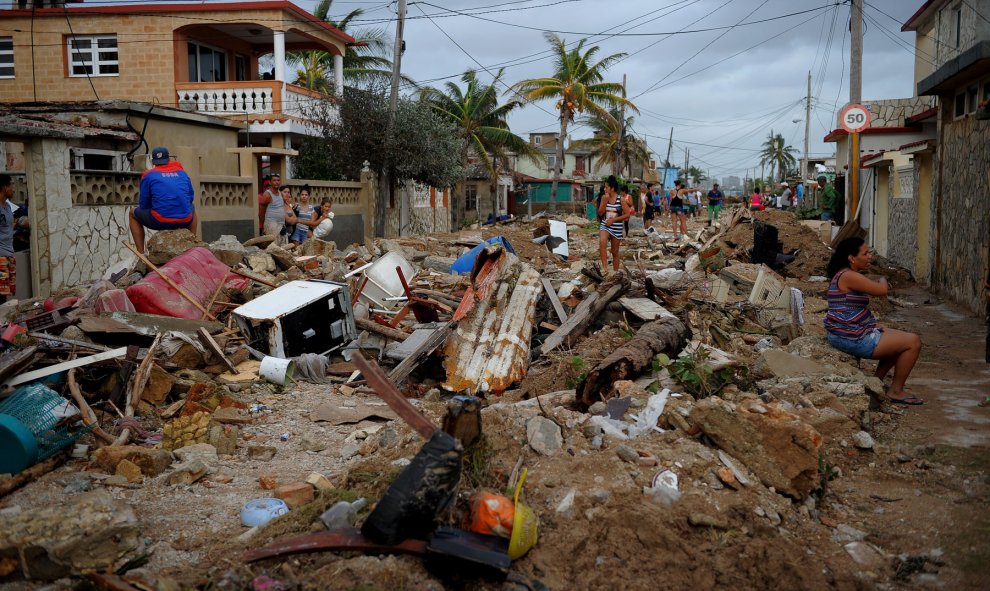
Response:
[289,0,406,92]
[512,33,636,213]
[421,69,542,227]
[687,166,706,186]
[570,108,650,177]
[759,132,798,183]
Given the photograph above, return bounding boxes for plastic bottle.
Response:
[320,498,367,530]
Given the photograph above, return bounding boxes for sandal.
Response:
[889,394,924,405]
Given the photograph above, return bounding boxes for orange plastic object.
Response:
[466,492,515,539]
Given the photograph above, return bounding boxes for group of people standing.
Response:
[749,176,837,222]
[258,173,334,246]
[596,176,726,272]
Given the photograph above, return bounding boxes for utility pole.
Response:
[802,71,811,184]
[661,128,673,191]
[849,0,863,222]
[387,0,408,235]
[617,73,627,177]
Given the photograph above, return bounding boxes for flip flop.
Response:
[889,394,924,405]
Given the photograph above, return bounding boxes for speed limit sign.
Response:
[840,103,872,133]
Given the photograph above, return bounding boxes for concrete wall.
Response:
[914,152,934,283]
[384,181,451,237]
[931,113,990,313]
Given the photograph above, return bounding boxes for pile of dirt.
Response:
[720,210,832,279]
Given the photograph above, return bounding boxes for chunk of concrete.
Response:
[527,416,563,456]
[146,229,203,265]
[691,397,822,499]
[91,446,173,477]
[0,490,143,580]
[208,234,246,267]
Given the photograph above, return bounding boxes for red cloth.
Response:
[126,247,248,319]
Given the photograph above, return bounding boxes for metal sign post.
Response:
[839,103,871,223]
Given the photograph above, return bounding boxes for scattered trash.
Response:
[241,498,290,527]
[259,356,295,386]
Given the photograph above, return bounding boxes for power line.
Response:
[632,0,767,98]
[415,1,839,37]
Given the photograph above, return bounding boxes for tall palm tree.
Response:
[421,69,542,226]
[759,132,798,183]
[570,108,650,177]
[289,0,406,92]
[512,33,635,213]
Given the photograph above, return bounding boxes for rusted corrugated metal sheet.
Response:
[443,244,542,395]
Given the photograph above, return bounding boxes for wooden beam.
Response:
[2,347,129,389]
[0,452,68,497]
[540,273,629,353]
[196,327,238,374]
[541,277,568,323]
[388,321,453,384]
[356,317,409,341]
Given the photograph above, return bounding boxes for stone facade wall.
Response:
[933,0,989,69]
[931,116,990,314]
[887,162,919,276]
[862,97,937,128]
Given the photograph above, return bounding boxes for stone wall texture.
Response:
[887,162,920,276]
[933,0,990,69]
[862,97,937,128]
[931,116,990,314]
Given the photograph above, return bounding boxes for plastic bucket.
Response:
[259,356,295,386]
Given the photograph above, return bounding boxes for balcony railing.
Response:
[175,81,336,120]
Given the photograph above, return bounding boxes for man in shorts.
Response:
[129,146,197,254]
[707,183,723,223]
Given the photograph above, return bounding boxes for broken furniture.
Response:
[357,251,416,310]
[233,280,357,358]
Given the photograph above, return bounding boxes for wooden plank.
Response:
[540,274,629,353]
[388,321,453,384]
[539,321,560,331]
[28,332,112,352]
[541,277,568,323]
[356,317,409,341]
[352,352,437,439]
[619,297,674,321]
[196,327,238,374]
[2,347,129,388]
[0,452,68,497]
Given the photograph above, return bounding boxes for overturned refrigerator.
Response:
[233,280,357,358]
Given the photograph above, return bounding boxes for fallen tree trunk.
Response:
[540,272,630,353]
[574,315,690,409]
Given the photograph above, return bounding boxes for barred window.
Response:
[465,185,478,211]
[0,37,13,79]
[68,35,118,77]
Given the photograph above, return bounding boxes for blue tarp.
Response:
[450,236,516,275]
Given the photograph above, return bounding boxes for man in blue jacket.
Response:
[129,146,197,254]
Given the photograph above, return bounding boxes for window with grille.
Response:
[0,37,13,79]
[465,185,478,210]
[68,35,118,77]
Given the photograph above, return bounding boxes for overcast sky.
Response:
[96,0,926,182]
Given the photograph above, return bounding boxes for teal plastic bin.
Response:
[0,383,92,474]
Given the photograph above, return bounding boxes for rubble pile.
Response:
[0,209,952,590]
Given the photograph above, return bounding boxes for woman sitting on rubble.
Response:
[825,237,924,405]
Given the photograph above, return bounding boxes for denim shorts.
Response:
[669,206,683,214]
[827,329,882,358]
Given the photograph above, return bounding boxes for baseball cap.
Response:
[151,146,170,165]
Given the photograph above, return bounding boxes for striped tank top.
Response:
[824,269,877,339]
[600,200,623,239]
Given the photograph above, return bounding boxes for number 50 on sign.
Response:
[840,103,872,133]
